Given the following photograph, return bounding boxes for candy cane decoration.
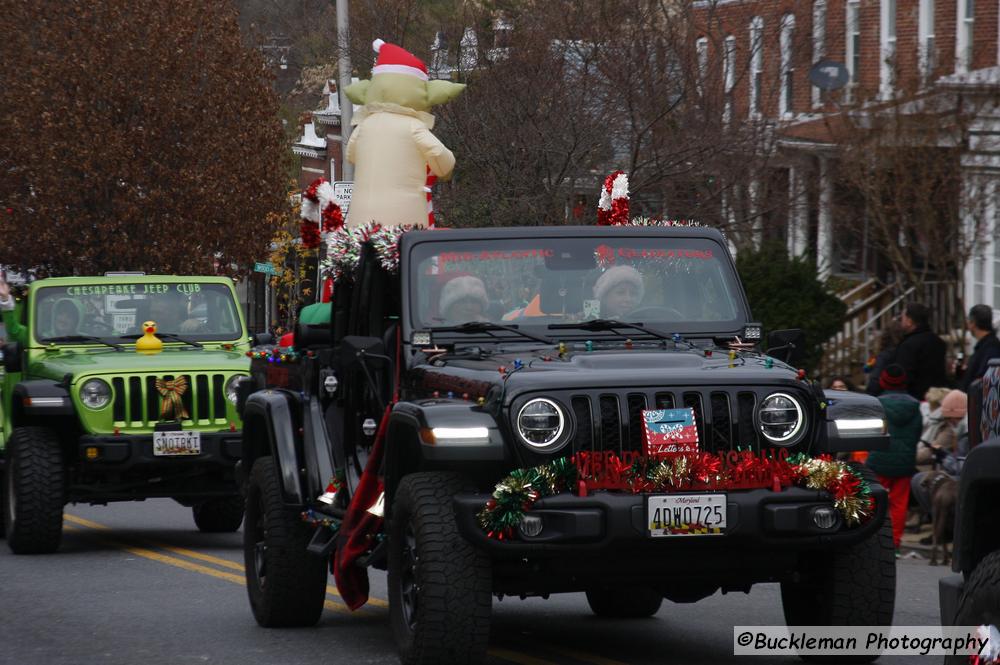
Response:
[597,170,629,226]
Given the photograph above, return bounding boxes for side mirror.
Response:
[3,342,21,373]
[766,329,806,365]
[253,332,275,347]
[294,322,331,350]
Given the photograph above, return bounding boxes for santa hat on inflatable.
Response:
[372,39,429,80]
[439,274,488,315]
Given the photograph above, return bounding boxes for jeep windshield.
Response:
[409,235,746,337]
[33,282,242,344]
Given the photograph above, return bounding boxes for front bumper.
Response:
[453,484,889,556]
[77,432,243,470]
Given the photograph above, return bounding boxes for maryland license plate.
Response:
[152,431,202,456]
[647,494,726,537]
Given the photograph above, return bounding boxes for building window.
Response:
[723,35,736,124]
[812,0,827,108]
[749,16,764,117]
[880,0,897,98]
[845,1,861,101]
[957,0,974,72]
[696,36,708,95]
[780,14,796,116]
[918,0,935,82]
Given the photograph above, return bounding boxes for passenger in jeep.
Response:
[593,265,644,318]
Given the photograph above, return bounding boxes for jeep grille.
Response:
[565,389,765,455]
[110,374,228,428]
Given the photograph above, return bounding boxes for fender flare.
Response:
[241,389,305,506]
[954,438,1000,575]
[13,380,75,420]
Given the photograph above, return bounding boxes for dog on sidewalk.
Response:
[921,470,958,566]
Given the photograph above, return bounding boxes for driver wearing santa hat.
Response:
[593,265,644,318]
[439,274,489,324]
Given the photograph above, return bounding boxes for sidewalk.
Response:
[899,523,937,560]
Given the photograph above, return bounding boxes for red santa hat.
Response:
[439,274,488,315]
[372,39,428,81]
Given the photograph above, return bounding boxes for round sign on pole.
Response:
[809,59,850,91]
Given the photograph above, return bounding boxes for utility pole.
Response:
[336,0,353,181]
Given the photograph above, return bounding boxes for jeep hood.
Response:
[409,347,807,401]
[27,348,249,383]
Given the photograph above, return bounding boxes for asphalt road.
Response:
[0,499,950,665]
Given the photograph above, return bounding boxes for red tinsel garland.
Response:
[303,177,326,204]
[300,220,321,249]
[321,202,344,233]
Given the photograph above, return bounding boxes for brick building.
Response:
[692,0,1000,373]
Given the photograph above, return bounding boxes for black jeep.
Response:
[237,226,894,665]
[940,359,1000,664]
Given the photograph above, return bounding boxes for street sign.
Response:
[334,181,353,217]
[809,59,850,91]
[254,262,277,275]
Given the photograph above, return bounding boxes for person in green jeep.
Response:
[0,276,27,345]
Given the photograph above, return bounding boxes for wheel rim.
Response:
[252,495,267,589]
[399,523,419,631]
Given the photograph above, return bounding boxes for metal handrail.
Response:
[854,286,916,335]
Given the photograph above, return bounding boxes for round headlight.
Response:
[516,398,566,449]
[80,379,112,410]
[758,392,805,444]
[225,374,248,405]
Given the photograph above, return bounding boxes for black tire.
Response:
[946,550,1000,665]
[193,496,245,533]
[5,427,64,554]
[244,456,327,627]
[586,587,663,618]
[780,519,896,663]
[388,472,491,665]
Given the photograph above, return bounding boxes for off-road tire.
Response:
[586,587,663,618]
[388,472,491,665]
[193,496,245,533]
[244,456,326,627]
[780,519,896,663]
[945,550,1000,665]
[5,427,64,554]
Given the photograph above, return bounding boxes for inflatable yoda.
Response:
[345,39,466,228]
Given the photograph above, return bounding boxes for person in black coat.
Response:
[894,302,948,400]
[959,304,1000,392]
[866,321,904,396]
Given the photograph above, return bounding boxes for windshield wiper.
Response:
[548,319,672,342]
[431,321,553,345]
[44,335,124,351]
[121,332,203,348]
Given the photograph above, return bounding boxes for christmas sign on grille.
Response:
[642,408,700,457]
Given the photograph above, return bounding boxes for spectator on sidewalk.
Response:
[959,305,1000,392]
[894,303,948,400]
[827,375,857,392]
[866,321,904,396]
[911,389,968,544]
[866,364,923,554]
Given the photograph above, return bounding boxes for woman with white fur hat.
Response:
[439,274,489,323]
[593,265,644,318]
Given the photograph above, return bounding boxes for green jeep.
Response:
[0,275,254,554]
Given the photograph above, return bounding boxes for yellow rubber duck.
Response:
[136,320,163,354]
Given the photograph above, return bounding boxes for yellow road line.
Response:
[64,513,388,610]
[488,648,560,665]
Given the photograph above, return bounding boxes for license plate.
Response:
[647,494,726,537]
[153,431,201,456]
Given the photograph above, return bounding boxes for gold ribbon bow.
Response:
[155,377,189,421]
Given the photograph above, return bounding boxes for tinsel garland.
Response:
[369,224,424,274]
[477,451,875,540]
[320,222,381,281]
[321,202,345,233]
[300,220,322,249]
